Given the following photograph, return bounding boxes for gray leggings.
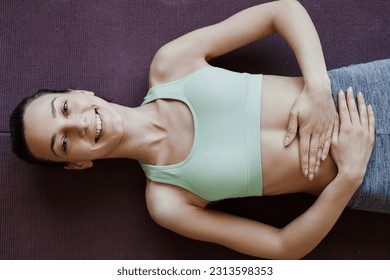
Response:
[328,59,390,214]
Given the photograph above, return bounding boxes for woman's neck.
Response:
[108,102,167,164]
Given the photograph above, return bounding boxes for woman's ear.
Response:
[64,161,93,170]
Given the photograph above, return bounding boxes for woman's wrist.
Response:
[336,168,365,188]
[304,75,331,93]
[321,172,362,203]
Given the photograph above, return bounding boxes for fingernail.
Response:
[304,169,308,177]
[284,137,290,146]
[348,86,352,92]
[321,154,327,161]
[358,91,363,96]
[339,89,344,95]
[315,166,319,174]
[309,173,314,181]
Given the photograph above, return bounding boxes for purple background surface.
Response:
[1,0,389,259]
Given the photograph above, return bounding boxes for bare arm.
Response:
[147,88,375,260]
[149,175,361,259]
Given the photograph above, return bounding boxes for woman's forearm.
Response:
[274,1,329,85]
[275,1,336,178]
[277,173,361,259]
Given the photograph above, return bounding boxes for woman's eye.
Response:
[62,136,68,152]
[63,101,68,116]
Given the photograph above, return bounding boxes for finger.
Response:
[284,110,298,146]
[308,134,320,180]
[346,87,360,124]
[338,89,351,127]
[315,132,325,174]
[357,92,368,129]
[299,133,310,177]
[331,113,340,144]
[367,105,375,139]
[321,124,333,161]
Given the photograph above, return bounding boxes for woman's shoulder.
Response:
[145,180,209,228]
[145,179,209,208]
[149,45,209,88]
[145,180,209,222]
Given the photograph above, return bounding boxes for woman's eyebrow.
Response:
[50,133,58,156]
[50,97,58,156]
[51,97,57,118]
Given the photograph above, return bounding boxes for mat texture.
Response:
[1,0,389,259]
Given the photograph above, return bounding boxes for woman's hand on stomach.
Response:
[330,87,375,186]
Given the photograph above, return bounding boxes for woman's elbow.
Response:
[274,235,314,260]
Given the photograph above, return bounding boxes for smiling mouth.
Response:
[95,109,102,142]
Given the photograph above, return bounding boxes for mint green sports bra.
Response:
[140,66,263,201]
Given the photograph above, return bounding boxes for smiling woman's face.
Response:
[23,90,125,168]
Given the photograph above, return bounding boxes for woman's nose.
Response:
[66,117,88,137]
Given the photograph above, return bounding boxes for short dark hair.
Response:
[9,89,70,166]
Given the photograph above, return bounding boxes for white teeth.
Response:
[95,110,102,142]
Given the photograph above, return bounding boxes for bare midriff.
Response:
[260,75,338,196]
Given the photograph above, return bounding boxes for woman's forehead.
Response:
[28,93,60,109]
[24,93,60,161]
